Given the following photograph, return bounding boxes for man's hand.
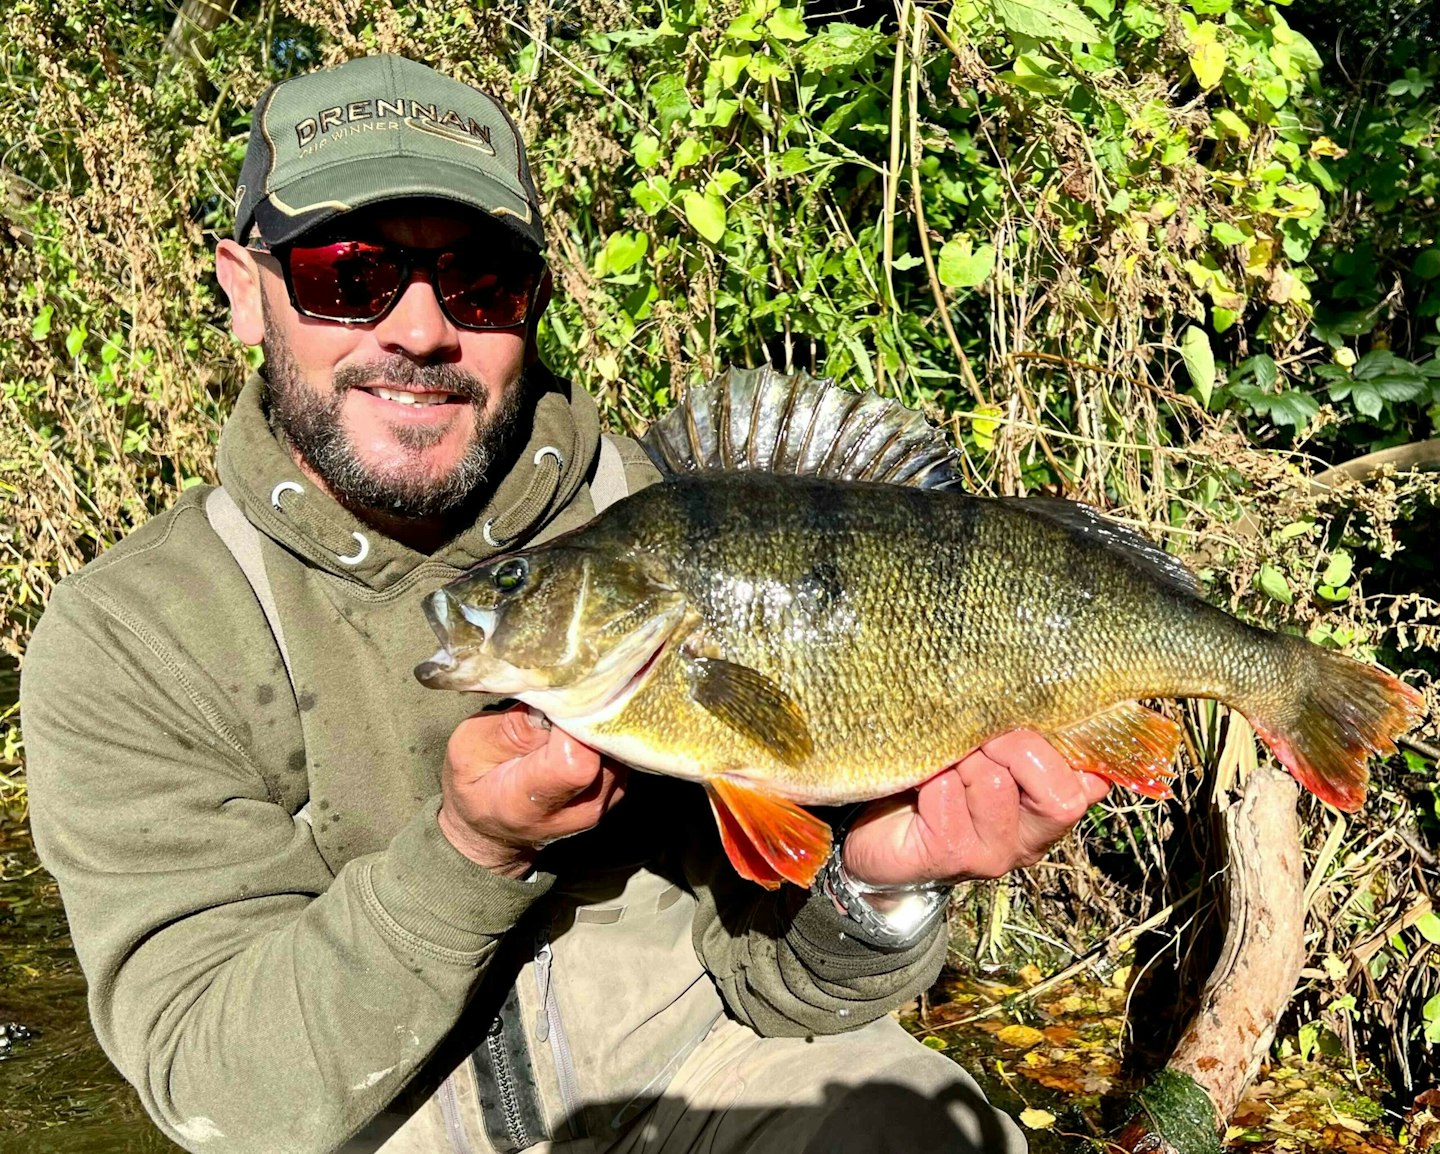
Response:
[841,731,1109,887]
[438,707,627,879]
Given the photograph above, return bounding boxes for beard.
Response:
[261,321,530,521]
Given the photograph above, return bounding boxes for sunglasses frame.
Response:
[246,234,547,332]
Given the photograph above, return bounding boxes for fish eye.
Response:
[493,558,528,592]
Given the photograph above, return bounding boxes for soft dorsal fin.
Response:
[1003,495,1199,598]
[641,366,963,490]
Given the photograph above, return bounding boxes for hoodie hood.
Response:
[216,366,601,593]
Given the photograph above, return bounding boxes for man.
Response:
[22,55,1108,1153]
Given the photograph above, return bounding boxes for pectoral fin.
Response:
[686,656,814,766]
[1048,702,1182,799]
[706,776,833,889]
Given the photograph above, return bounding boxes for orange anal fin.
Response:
[1048,702,1182,800]
[706,777,833,889]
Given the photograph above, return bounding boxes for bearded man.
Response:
[22,54,1107,1154]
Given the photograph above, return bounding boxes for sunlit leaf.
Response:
[989,0,1101,44]
[938,238,996,288]
[1259,564,1292,605]
[682,190,727,243]
[1180,325,1216,405]
[1020,1108,1057,1130]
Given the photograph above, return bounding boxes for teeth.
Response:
[372,388,451,406]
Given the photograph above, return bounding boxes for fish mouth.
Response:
[415,588,497,686]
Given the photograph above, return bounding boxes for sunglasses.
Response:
[248,235,546,330]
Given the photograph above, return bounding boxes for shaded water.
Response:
[0,819,180,1153]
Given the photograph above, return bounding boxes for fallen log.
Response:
[1113,762,1306,1153]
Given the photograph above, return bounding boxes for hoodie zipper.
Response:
[483,1014,532,1150]
[534,929,583,1126]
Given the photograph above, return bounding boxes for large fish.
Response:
[415,369,1424,889]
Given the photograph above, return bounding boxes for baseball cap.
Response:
[233,55,544,251]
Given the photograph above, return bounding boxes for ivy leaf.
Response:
[1180,325,1216,405]
[682,190,727,244]
[938,238,996,288]
[989,0,1101,44]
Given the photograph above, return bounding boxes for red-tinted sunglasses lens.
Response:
[436,250,540,330]
[285,241,405,323]
[282,241,541,330]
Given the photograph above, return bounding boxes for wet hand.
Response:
[438,706,628,879]
[840,731,1109,887]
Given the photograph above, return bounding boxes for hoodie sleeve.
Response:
[683,814,947,1037]
[22,577,550,1154]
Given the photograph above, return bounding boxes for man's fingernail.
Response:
[526,706,553,731]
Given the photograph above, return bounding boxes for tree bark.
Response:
[1113,765,1306,1153]
[158,0,238,80]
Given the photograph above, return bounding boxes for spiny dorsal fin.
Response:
[641,366,962,490]
[1004,495,1200,598]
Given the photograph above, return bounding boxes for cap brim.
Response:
[254,154,543,250]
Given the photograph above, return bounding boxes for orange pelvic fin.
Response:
[1048,702,1182,800]
[1249,648,1424,812]
[706,776,833,889]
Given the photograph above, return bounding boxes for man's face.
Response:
[251,204,542,520]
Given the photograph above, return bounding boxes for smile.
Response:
[362,387,466,407]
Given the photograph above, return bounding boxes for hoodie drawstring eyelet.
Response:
[483,446,567,552]
[271,480,303,509]
[268,478,369,567]
[336,533,370,566]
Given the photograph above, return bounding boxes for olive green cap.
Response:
[233,55,544,250]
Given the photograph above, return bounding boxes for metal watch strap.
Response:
[819,848,950,948]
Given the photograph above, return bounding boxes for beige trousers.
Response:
[603,1015,1027,1154]
[357,1014,1026,1154]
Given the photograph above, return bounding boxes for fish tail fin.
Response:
[706,776,833,889]
[1248,646,1424,812]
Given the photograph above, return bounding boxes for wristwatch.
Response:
[819,847,951,948]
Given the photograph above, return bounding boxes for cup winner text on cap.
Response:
[292,98,498,155]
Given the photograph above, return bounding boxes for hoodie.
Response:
[22,371,948,1154]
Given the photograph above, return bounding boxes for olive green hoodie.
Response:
[22,372,948,1154]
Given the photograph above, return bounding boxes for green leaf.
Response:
[938,238,996,288]
[1425,994,1440,1044]
[1211,221,1247,246]
[989,0,1101,44]
[673,136,706,169]
[595,231,648,277]
[1259,564,1292,605]
[648,74,693,137]
[1189,39,1226,89]
[1415,913,1440,945]
[632,134,661,169]
[65,324,87,359]
[683,189,727,244]
[1415,249,1440,281]
[765,7,809,41]
[1321,550,1353,588]
[30,304,53,341]
[1180,325,1216,405]
[1212,108,1251,140]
